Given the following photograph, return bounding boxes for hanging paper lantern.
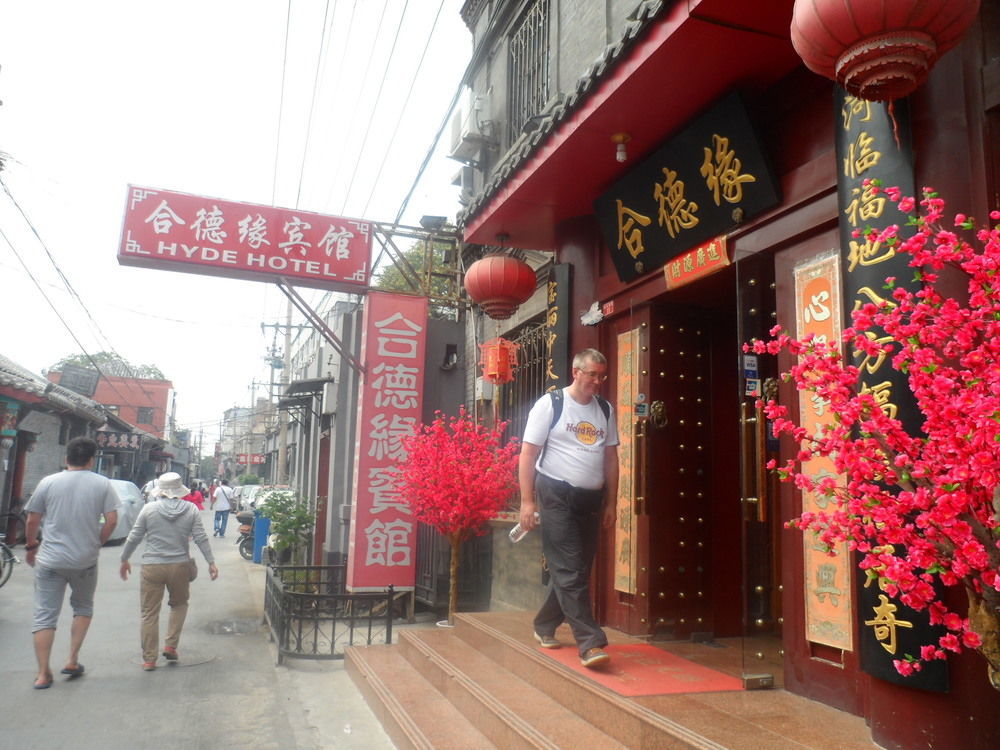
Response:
[480,337,520,385]
[464,253,536,320]
[790,0,980,101]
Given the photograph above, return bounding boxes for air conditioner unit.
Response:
[451,165,475,205]
[448,90,494,163]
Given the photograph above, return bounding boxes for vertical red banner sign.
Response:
[346,291,428,591]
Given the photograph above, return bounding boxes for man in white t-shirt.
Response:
[24,437,120,689]
[518,348,619,668]
[211,480,233,537]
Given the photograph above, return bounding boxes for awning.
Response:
[283,376,334,397]
[461,0,801,250]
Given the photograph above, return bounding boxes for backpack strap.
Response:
[547,390,564,431]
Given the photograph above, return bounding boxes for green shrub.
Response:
[257,489,313,552]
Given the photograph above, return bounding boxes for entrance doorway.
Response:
[598,252,782,686]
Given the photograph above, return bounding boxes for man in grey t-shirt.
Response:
[24,437,119,689]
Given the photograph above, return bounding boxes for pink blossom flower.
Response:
[752,188,1000,678]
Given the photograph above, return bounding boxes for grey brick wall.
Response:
[18,411,67,500]
[556,0,607,92]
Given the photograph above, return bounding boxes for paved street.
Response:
[0,509,394,750]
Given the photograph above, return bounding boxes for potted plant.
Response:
[256,489,313,565]
[394,407,520,625]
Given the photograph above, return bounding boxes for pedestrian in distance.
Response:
[23,436,120,689]
[182,483,204,511]
[518,348,619,668]
[119,472,218,671]
[210,479,233,537]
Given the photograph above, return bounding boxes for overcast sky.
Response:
[0,0,469,446]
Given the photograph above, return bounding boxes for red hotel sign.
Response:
[118,185,371,291]
[346,291,428,592]
[236,453,266,465]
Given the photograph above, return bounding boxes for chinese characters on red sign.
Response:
[236,454,266,465]
[117,185,371,291]
[346,291,428,591]
[662,237,729,291]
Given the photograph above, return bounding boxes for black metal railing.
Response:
[263,564,399,663]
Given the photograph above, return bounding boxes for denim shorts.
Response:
[33,564,98,632]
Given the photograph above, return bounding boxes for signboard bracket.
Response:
[275,278,366,376]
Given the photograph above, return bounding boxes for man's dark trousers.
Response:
[533,473,608,656]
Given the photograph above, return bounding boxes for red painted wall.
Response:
[48,372,171,438]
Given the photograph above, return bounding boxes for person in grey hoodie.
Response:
[119,472,218,671]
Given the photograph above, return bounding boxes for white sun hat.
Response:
[153,472,190,499]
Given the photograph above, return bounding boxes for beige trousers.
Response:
[140,562,190,662]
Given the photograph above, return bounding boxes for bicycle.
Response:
[0,532,19,588]
[0,511,27,588]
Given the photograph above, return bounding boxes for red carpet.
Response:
[538,643,744,696]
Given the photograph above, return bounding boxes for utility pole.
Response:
[261,318,309,485]
[277,299,292,484]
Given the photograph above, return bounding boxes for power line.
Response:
[392,76,464,227]
[0,222,137,410]
[295,0,338,210]
[339,0,411,215]
[319,0,391,213]
[0,176,155,412]
[272,0,294,207]
[361,0,447,217]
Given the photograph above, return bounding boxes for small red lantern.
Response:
[480,337,520,385]
[791,0,980,101]
[464,253,536,320]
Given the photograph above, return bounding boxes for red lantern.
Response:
[464,253,536,320]
[791,0,980,101]
[480,337,520,385]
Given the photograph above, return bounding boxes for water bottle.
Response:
[509,512,540,543]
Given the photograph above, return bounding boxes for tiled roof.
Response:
[458,0,668,230]
[0,353,106,423]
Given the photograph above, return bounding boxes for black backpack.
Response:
[547,389,610,430]
[540,389,611,468]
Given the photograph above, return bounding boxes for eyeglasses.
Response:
[576,368,608,382]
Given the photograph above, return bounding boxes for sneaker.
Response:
[580,648,610,668]
[534,632,561,649]
[162,647,178,661]
[142,662,157,671]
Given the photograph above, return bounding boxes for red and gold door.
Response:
[597,256,783,686]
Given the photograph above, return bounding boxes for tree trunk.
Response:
[967,590,1000,689]
[448,534,461,626]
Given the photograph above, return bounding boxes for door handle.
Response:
[633,419,646,515]
[740,402,767,522]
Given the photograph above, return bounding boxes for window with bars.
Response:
[496,317,550,507]
[508,0,551,145]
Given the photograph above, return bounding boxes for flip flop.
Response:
[33,676,53,690]
[60,664,85,678]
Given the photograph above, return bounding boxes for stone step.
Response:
[452,612,727,750]
[345,643,496,750]
[400,627,629,750]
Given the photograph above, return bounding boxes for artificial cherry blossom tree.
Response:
[748,184,1000,686]
[395,407,520,625]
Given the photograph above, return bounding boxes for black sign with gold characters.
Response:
[834,86,947,692]
[545,264,571,391]
[594,92,780,283]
